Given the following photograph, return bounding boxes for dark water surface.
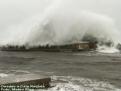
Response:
[0,51,121,90]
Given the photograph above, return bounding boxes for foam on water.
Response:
[97,45,120,53]
[36,76,121,91]
[0,73,8,78]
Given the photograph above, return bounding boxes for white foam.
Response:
[36,76,121,91]
[0,73,8,78]
[0,0,121,49]
[97,45,120,53]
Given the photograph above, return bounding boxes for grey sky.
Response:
[0,0,121,30]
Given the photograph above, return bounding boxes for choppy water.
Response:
[0,51,121,91]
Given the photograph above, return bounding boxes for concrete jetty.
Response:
[0,74,51,91]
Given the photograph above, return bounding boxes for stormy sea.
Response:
[0,0,121,91]
[0,51,121,91]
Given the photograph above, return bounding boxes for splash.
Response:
[97,45,120,53]
[39,76,121,91]
[0,0,121,52]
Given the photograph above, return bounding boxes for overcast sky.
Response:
[0,0,121,30]
[0,0,51,30]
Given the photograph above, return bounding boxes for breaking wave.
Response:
[0,0,121,53]
[40,76,121,91]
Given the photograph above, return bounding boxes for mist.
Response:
[0,0,121,50]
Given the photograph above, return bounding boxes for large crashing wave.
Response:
[0,0,121,52]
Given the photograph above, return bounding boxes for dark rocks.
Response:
[0,42,97,52]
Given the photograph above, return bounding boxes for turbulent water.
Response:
[0,51,121,91]
[0,0,121,91]
[46,76,121,91]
